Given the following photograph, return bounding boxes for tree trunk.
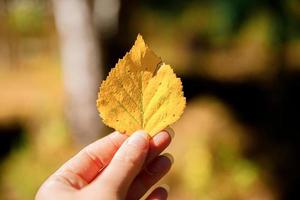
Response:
[52,0,105,145]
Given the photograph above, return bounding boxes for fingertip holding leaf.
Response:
[97,34,186,137]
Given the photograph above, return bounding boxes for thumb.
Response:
[92,130,149,197]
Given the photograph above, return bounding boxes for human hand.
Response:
[35,128,174,200]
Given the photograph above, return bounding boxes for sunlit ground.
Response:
[165,98,276,200]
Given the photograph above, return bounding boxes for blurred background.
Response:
[0,0,300,199]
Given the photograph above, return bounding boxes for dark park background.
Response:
[0,0,300,199]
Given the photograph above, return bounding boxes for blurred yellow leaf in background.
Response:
[97,35,186,136]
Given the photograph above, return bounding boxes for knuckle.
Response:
[83,148,105,170]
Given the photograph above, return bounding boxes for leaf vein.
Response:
[144,91,173,128]
[110,93,140,126]
[114,77,140,111]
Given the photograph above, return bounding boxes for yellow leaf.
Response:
[97,34,186,136]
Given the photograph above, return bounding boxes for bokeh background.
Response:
[1,0,300,199]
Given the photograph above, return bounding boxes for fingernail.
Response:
[160,184,170,193]
[162,153,174,164]
[127,130,149,148]
[152,131,170,145]
[145,153,173,174]
[164,126,175,139]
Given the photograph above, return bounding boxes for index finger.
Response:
[146,127,174,163]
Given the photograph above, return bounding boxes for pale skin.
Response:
[35,128,174,200]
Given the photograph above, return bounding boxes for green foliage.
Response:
[8,1,44,35]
